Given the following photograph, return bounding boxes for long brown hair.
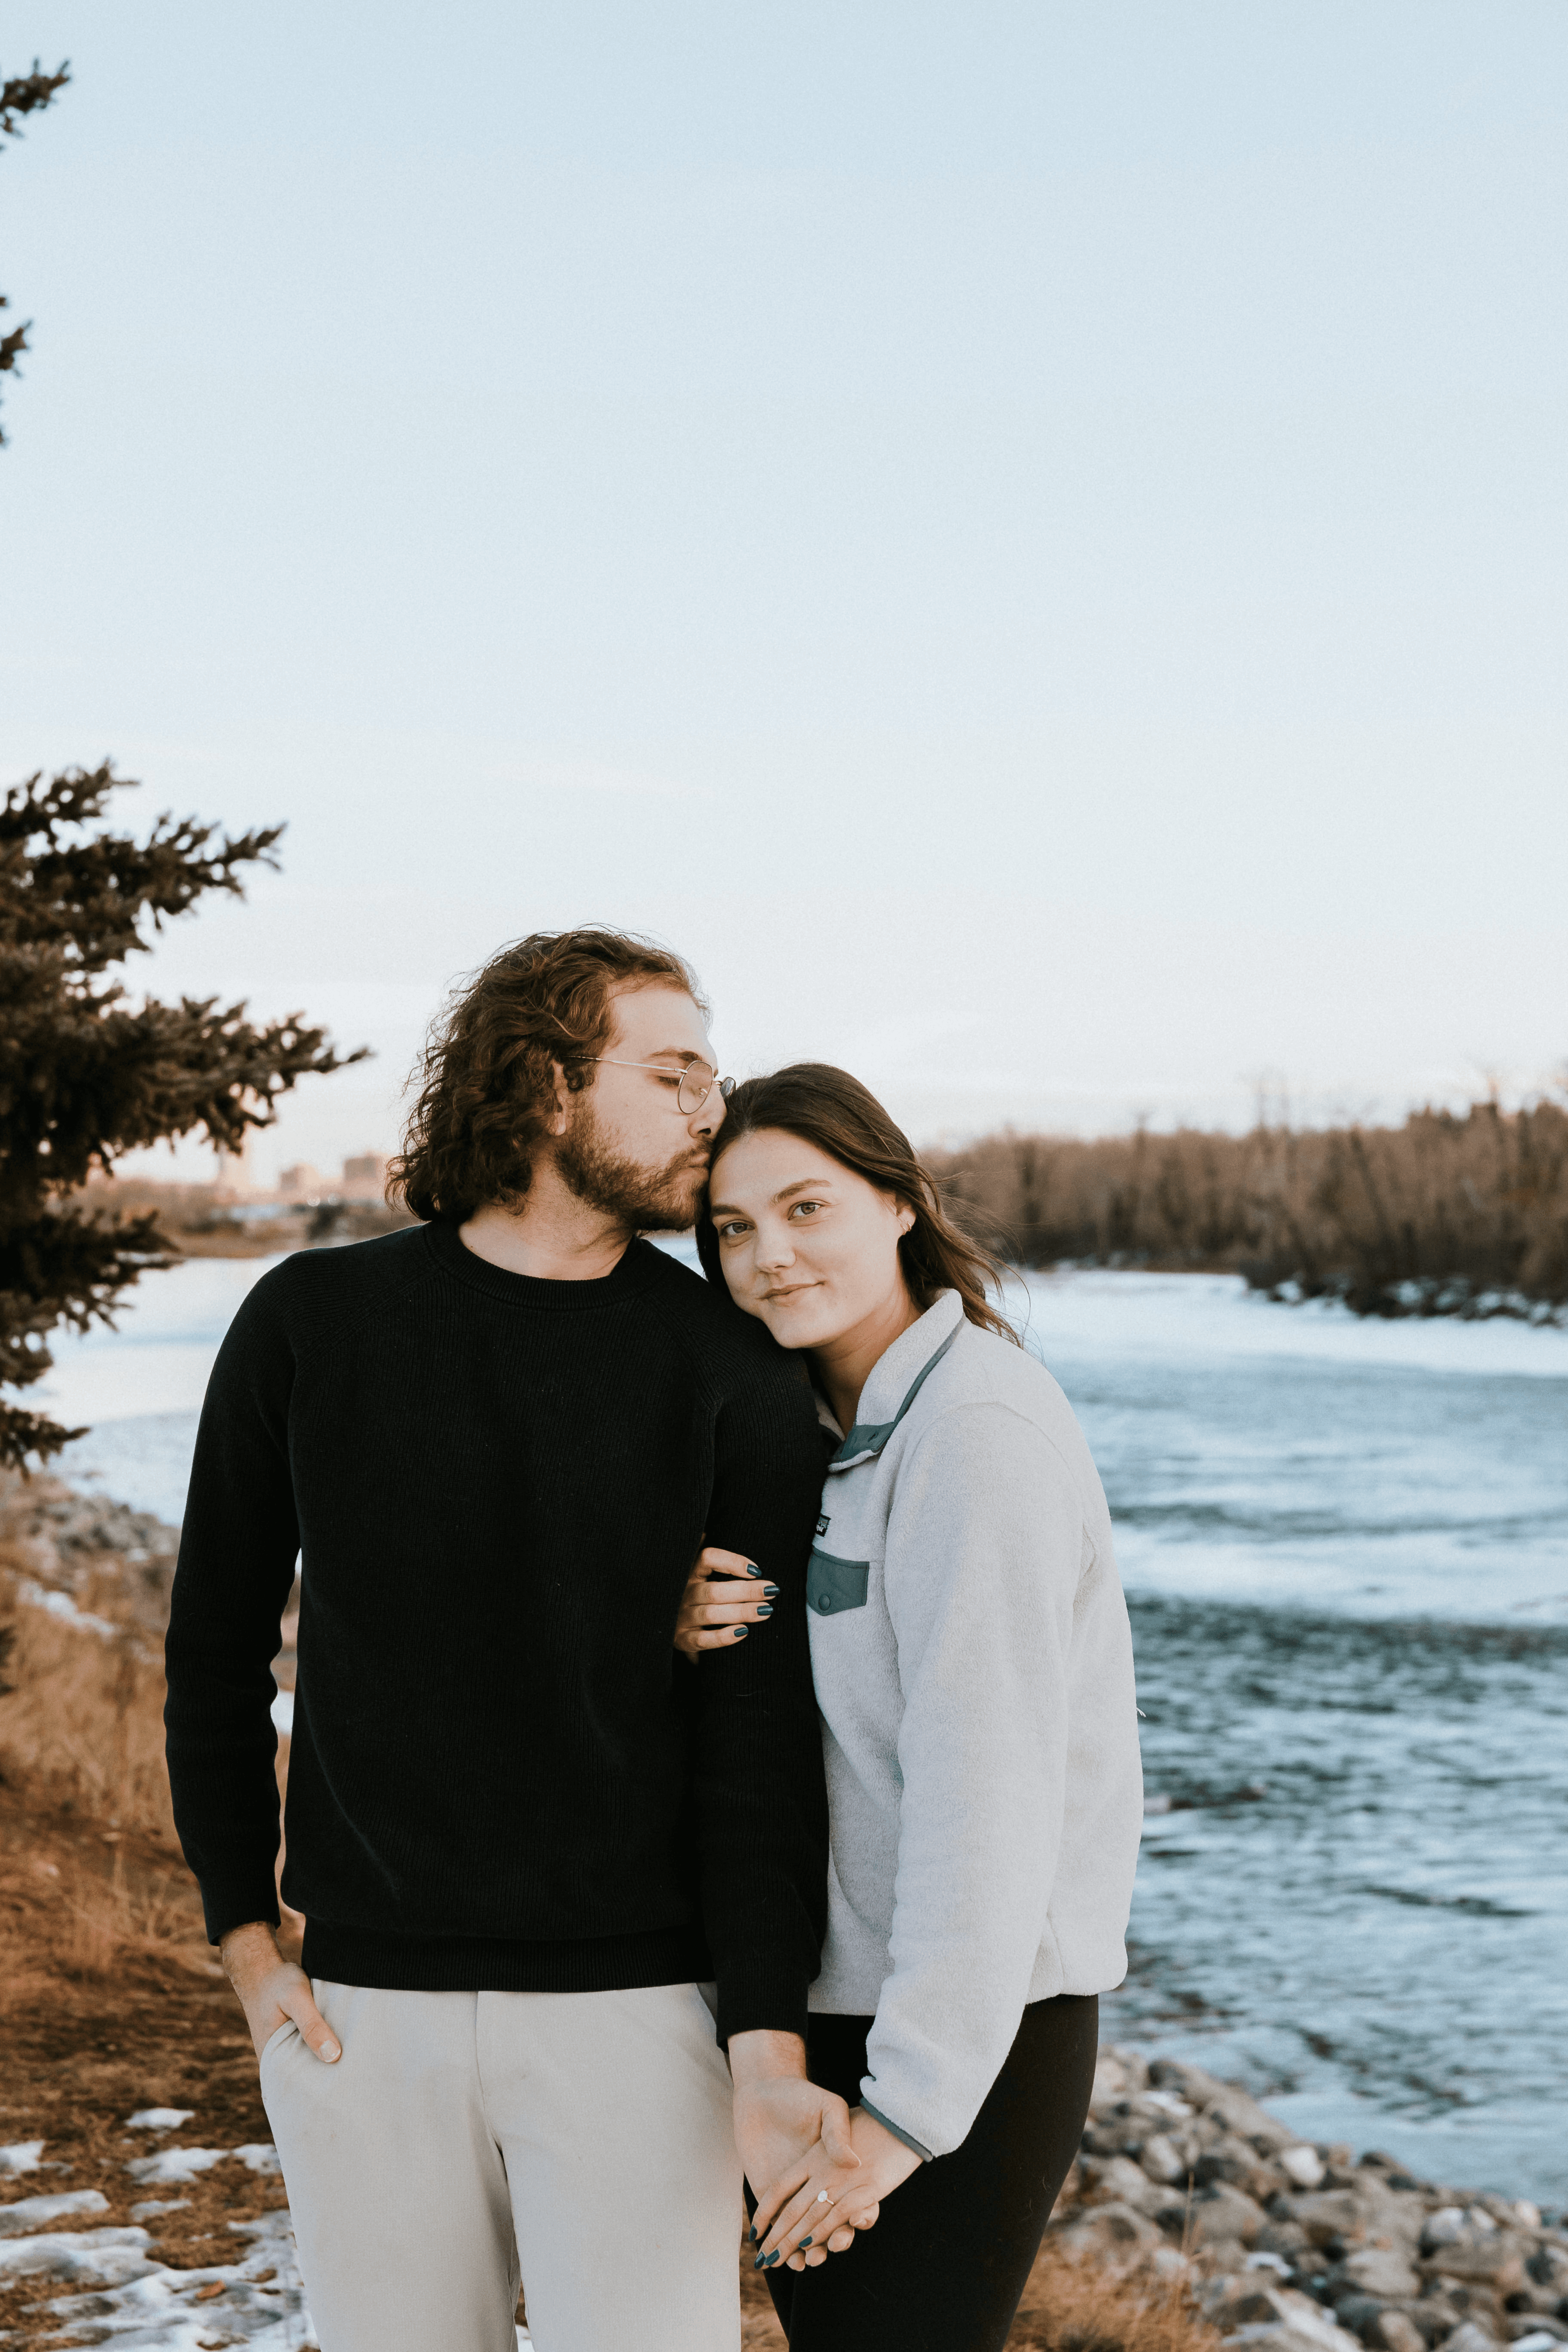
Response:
[695,1063,1019,1344]
[389,928,704,1223]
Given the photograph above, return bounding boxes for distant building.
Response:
[213,1133,259,1202]
[340,1153,388,1204]
[279,1164,325,1203]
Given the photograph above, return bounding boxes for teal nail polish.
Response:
[756,1603,773,1617]
[762,1583,780,1597]
[747,2226,757,2244]
[799,2236,813,2250]
[764,2251,781,2269]
[745,1563,763,1577]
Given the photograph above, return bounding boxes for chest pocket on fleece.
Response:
[808,1547,870,1617]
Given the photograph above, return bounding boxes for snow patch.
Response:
[0,2190,110,2236]
[125,2146,233,2186]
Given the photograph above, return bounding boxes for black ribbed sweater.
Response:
[163,1223,830,2043]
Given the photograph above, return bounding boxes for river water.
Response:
[34,1253,1568,2203]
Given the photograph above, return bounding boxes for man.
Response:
[165,928,853,2352]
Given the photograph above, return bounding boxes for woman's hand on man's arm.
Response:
[673,1542,779,1658]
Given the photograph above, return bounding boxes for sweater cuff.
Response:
[860,2095,933,2162]
[714,1965,811,2051]
[198,1869,282,1949]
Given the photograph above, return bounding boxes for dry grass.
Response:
[1009,2246,1220,2352]
[931,1095,1568,1316]
[0,1561,175,1838]
[734,2236,1219,2352]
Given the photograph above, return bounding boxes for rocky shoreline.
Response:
[1053,2045,1566,2352]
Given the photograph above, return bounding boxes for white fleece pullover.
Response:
[806,1288,1142,2162]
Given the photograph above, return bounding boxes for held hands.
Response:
[220,1921,340,2065]
[730,2031,870,2273]
[674,1542,778,1658]
[751,2106,919,2271]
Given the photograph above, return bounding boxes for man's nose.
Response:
[689,1089,725,1141]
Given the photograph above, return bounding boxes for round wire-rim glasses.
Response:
[587,1058,737,1115]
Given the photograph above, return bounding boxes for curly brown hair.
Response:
[695,1063,1019,1344]
[389,929,706,1223]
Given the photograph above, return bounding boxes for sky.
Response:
[3,1,1565,1185]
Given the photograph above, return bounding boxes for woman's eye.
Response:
[787,1200,821,1219]
[716,1220,748,1241]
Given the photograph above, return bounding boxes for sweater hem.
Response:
[300,1920,711,1994]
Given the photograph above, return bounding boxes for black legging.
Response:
[760,1993,1098,2352]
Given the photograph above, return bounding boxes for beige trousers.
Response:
[260,1979,742,2352]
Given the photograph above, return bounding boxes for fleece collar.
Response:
[820,1289,965,1473]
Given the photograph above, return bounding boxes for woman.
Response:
[677,1064,1143,2352]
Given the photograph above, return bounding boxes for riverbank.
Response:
[929,1099,1568,1323]
[2,1475,1566,2348]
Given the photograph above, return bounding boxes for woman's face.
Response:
[708,1128,914,1352]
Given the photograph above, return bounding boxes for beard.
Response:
[556,1103,709,1233]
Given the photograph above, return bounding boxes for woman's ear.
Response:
[895,1202,916,1238]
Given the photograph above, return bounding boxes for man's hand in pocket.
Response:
[220,1921,341,2064]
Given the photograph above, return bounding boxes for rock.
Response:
[1084,2115,1152,2158]
[1287,2191,1375,2250]
[1143,2132,1191,2186]
[1189,2183,1270,2248]
[1443,2324,1502,2352]
[1054,2202,1161,2257]
[1335,2293,1389,2341]
[1285,2180,1424,2254]
[1152,2246,1194,2279]
[1220,2284,1366,2352]
[1197,2133,1290,2201]
[1504,2328,1568,2349]
[1093,2052,1133,2106]
[1335,2249,1423,2301]
[1212,2282,1297,2330]
[1089,2046,1151,2107]
[1427,2212,1488,2252]
[1426,2240,1526,2294]
[1081,2155,1172,2218]
[1257,2220,1314,2262]
[1283,2148,1329,2191]
[1373,2315,1429,2352]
